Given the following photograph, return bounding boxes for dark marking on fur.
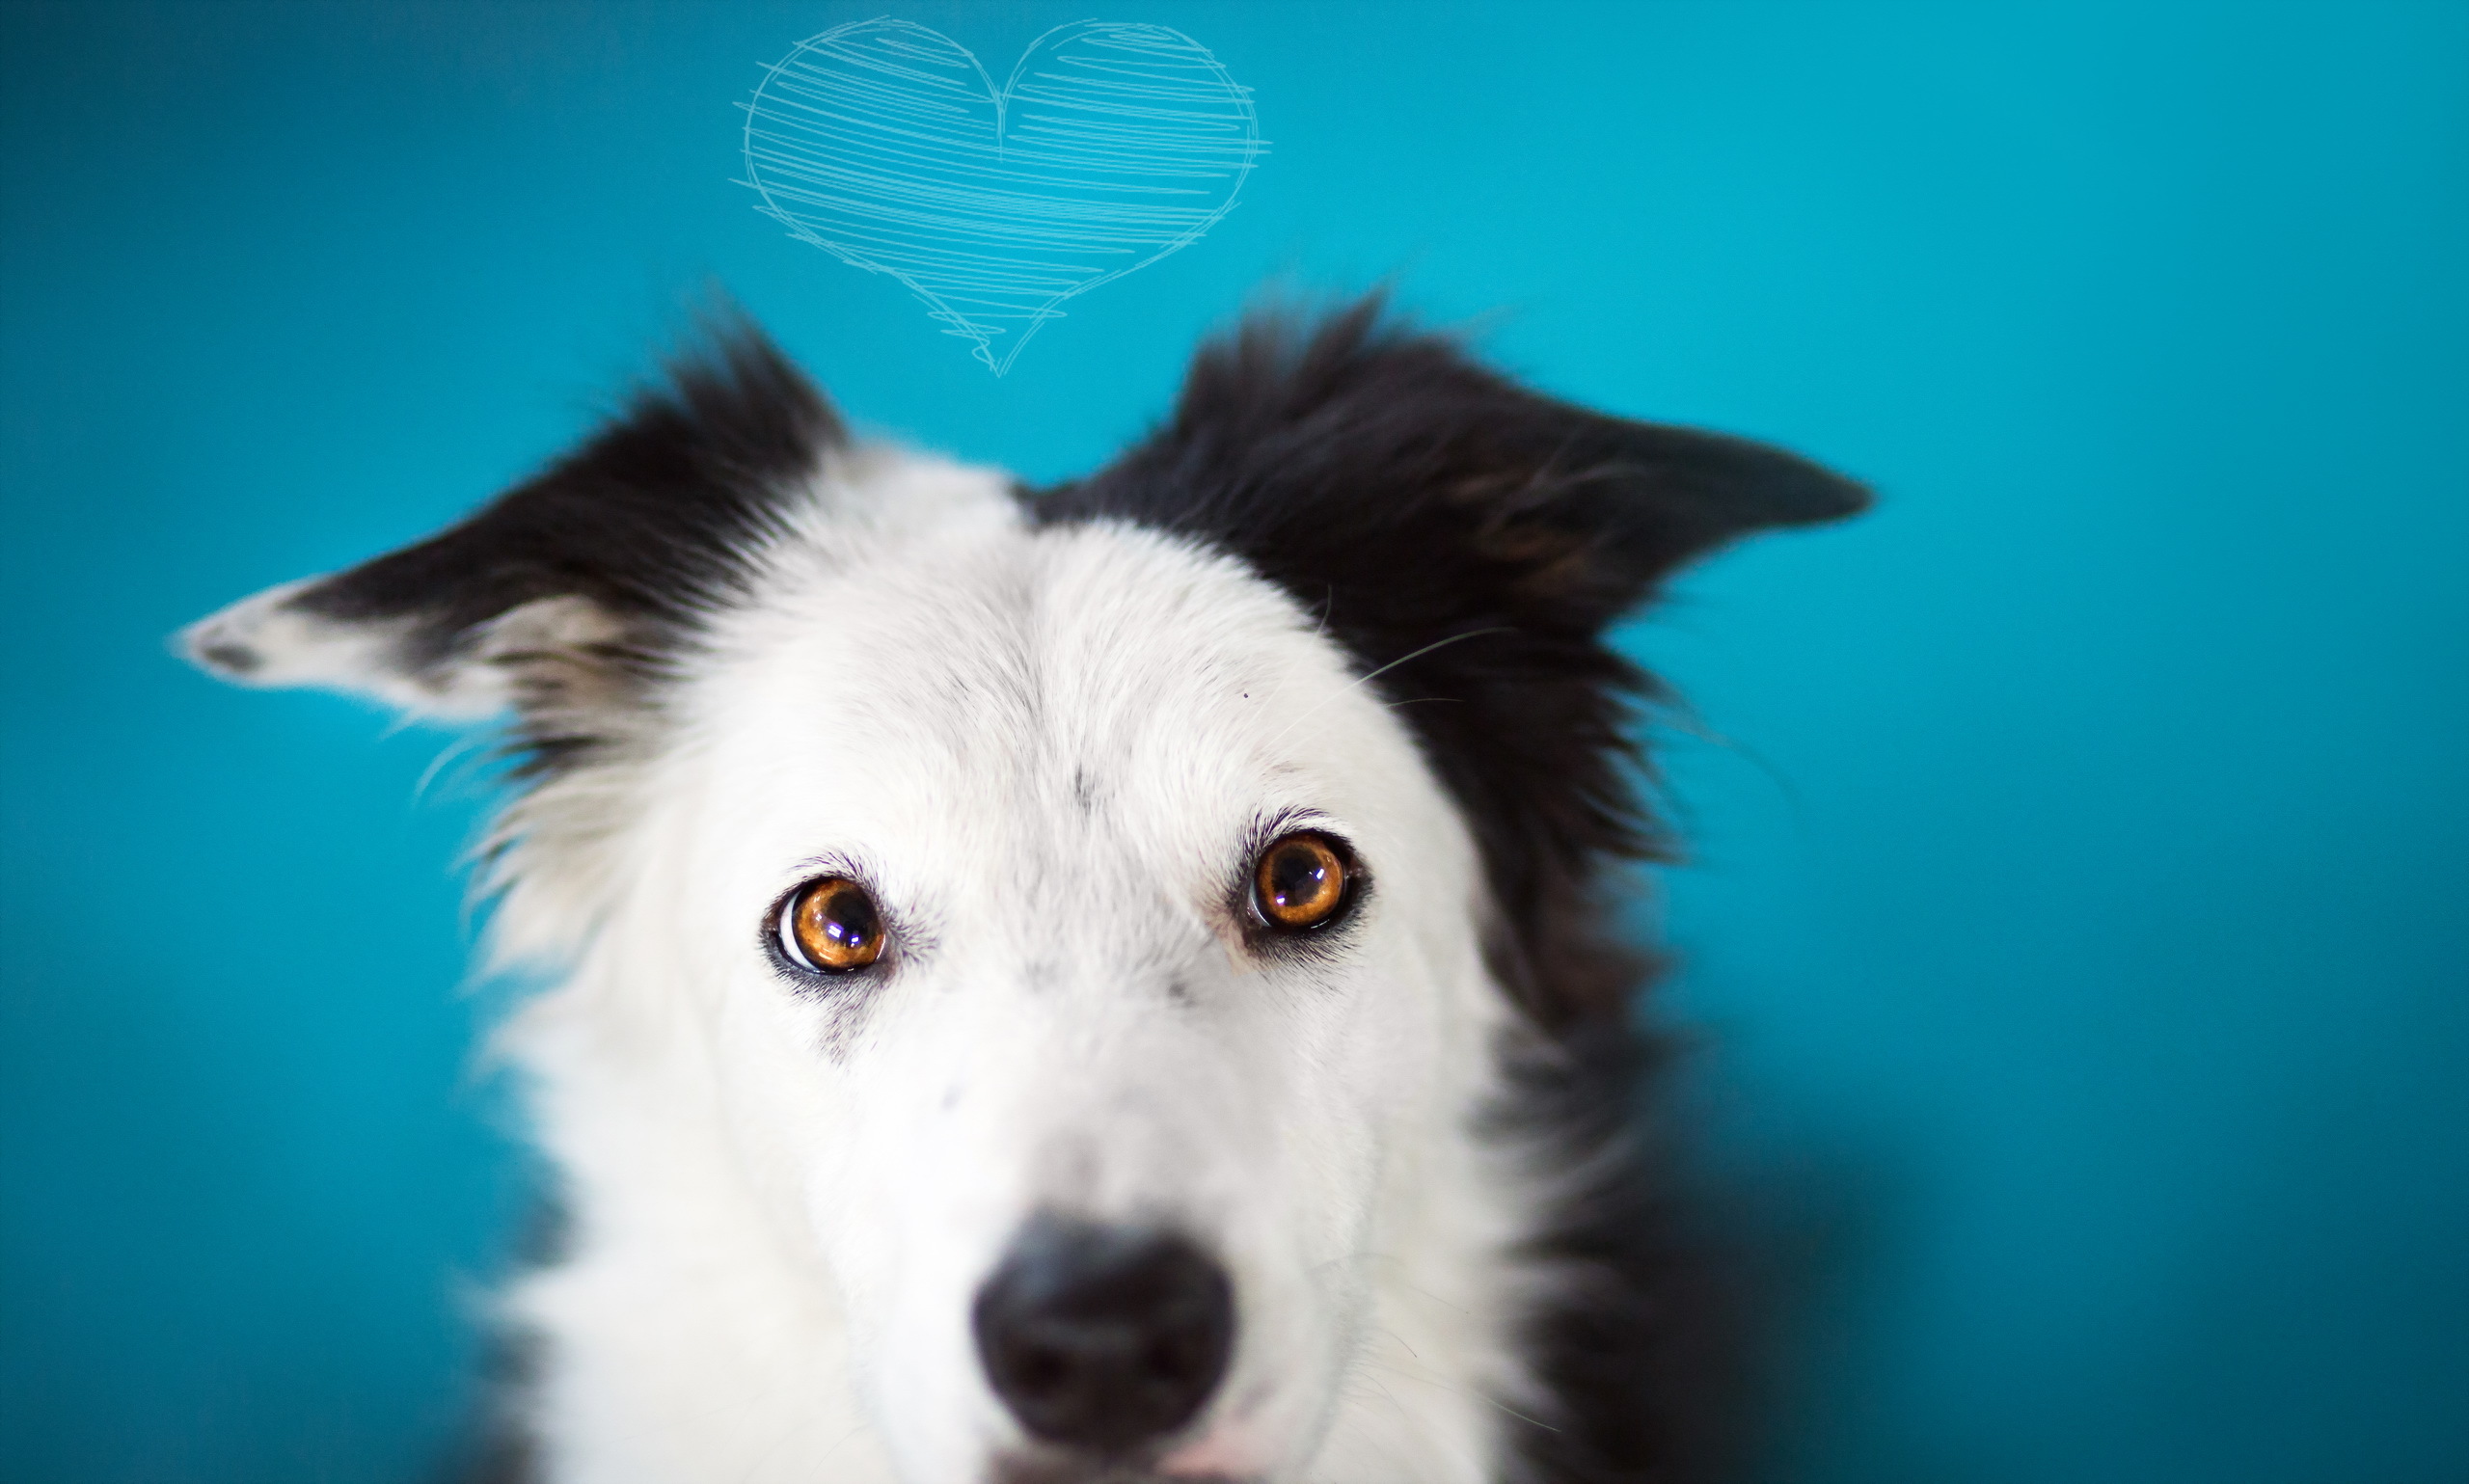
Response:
[815,997,869,1065]
[444,1185,570,1484]
[197,640,261,674]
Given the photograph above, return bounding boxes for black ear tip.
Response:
[1779,462,1875,525]
[1680,428,1874,532]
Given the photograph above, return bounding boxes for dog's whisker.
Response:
[1356,1352,1564,1434]
[413,730,496,806]
[1262,627,1513,755]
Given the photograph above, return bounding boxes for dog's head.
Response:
[182,303,1862,1481]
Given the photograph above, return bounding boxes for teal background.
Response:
[4,2,2464,1480]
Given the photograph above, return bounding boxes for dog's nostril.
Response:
[973,1215,1234,1452]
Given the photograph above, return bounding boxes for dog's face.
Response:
[669,495,1501,1478]
[182,305,1862,1481]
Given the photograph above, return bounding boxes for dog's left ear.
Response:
[1039,299,1869,1025]
[180,323,841,760]
[1046,297,1868,640]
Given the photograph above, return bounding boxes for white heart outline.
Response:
[743,17,1262,375]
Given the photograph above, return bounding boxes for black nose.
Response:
[972,1215,1234,1451]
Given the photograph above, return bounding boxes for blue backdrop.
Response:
[4,3,2463,1480]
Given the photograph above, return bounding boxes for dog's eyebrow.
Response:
[1244,804,1339,840]
[777,851,868,886]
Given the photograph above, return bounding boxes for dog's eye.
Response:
[780,877,885,973]
[1252,832,1351,932]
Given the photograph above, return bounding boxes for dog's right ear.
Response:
[180,322,842,761]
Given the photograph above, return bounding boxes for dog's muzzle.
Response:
[973,1214,1234,1453]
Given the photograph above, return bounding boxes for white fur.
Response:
[186,447,1551,1483]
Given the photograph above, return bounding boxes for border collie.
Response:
[181,300,1864,1484]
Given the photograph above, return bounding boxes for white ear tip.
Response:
[176,580,289,681]
[175,575,529,721]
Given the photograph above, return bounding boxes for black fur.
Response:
[1036,301,1867,1481]
[445,1189,570,1484]
[1032,300,1866,1031]
[1485,1022,1758,1484]
[295,316,844,773]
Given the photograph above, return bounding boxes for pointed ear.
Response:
[1035,298,1869,1027]
[1049,296,1869,637]
[180,578,632,721]
[179,319,842,756]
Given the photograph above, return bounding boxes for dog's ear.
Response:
[180,322,841,764]
[1049,297,1867,640]
[1039,298,1869,1025]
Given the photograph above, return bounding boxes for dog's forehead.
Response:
[688,496,1409,901]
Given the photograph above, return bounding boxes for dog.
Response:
[180,299,1865,1484]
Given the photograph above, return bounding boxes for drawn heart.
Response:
[743,18,1262,375]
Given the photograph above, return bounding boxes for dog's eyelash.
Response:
[1231,816,1372,957]
[760,870,897,988]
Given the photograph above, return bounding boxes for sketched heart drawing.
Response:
[743,18,1263,375]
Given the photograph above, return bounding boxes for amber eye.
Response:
[1251,831,1352,932]
[779,877,885,973]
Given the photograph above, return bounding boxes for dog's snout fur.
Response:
[974,1215,1235,1454]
